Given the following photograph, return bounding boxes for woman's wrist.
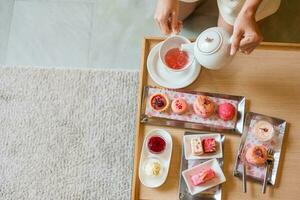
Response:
[240,0,263,18]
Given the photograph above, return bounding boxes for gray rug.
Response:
[0,66,138,200]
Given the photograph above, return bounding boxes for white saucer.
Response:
[147,42,201,89]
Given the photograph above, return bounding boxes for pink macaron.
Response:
[171,98,188,114]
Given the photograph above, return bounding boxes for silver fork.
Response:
[262,148,274,194]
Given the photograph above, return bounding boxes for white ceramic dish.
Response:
[147,42,201,89]
[184,134,223,160]
[182,158,226,195]
[138,129,173,188]
[181,27,234,70]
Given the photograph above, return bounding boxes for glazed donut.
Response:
[193,95,215,118]
[245,145,268,166]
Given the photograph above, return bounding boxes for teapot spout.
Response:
[180,43,194,53]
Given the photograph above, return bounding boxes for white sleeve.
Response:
[217,0,281,25]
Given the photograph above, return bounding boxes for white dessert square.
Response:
[191,138,203,156]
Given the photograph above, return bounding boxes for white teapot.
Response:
[182,27,234,70]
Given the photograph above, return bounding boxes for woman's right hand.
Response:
[154,0,182,35]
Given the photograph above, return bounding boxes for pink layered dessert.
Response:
[191,168,216,186]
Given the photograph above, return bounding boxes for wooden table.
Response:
[131,37,300,200]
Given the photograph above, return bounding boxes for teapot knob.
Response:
[205,37,214,42]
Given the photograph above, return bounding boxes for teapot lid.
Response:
[196,29,222,54]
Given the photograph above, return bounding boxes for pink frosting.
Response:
[193,96,215,118]
[245,146,267,166]
[171,98,188,114]
[218,103,236,121]
[191,168,216,186]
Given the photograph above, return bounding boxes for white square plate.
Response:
[184,133,223,160]
[182,158,226,195]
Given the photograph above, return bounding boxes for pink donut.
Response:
[245,145,267,166]
[171,98,188,114]
[193,95,215,118]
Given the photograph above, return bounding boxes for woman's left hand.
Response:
[230,10,263,55]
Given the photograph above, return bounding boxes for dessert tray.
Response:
[131,38,300,200]
[141,86,246,134]
[233,112,287,185]
[178,132,225,200]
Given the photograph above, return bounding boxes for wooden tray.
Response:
[131,37,300,200]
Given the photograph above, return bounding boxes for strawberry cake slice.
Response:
[202,138,216,153]
[191,168,216,186]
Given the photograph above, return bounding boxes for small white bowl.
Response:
[184,133,223,160]
[182,158,226,195]
[138,129,173,188]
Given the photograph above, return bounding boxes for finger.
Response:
[154,14,171,35]
[240,33,262,48]
[154,16,160,29]
[173,20,182,34]
[154,16,165,34]
[239,36,253,47]
[245,46,256,54]
[240,43,257,52]
[171,11,179,33]
[240,45,256,55]
[240,36,259,51]
[159,18,171,35]
[178,20,183,33]
[230,30,243,55]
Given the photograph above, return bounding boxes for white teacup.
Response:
[159,35,195,72]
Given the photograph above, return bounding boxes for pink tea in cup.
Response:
[164,48,189,70]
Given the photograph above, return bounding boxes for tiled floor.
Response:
[6,1,92,67]
[0,0,299,69]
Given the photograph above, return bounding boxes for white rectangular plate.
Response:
[182,158,226,195]
[184,134,223,160]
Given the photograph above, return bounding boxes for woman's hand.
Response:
[154,0,182,35]
[230,1,263,55]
